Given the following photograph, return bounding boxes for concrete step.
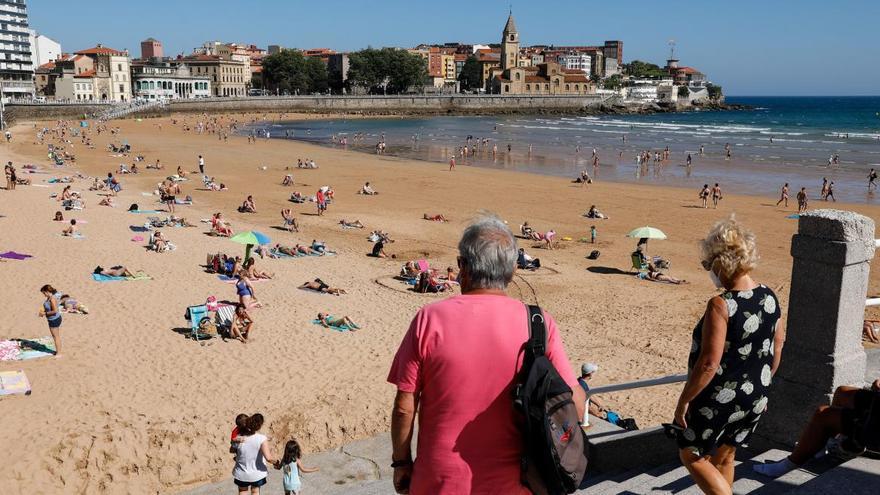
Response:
[788,455,880,495]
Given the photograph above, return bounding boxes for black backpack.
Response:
[854,389,880,454]
[514,305,589,495]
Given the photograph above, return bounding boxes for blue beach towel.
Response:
[312,317,352,332]
[60,233,86,239]
[92,274,126,282]
[786,214,800,220]
[129,210,161,214]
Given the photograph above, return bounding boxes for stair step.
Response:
[788,456,880,495]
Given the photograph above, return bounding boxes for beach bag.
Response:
[854,389,880,454]
[128,203,139,212]
[513,305,589,495]
[587,250,600,260]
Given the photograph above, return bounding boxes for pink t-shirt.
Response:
[387,294,578,495]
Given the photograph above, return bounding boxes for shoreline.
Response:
[1,113,878,494]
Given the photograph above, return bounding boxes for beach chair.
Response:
[631,252,648,274]
[215,304,236,335]
[186,304,213,342]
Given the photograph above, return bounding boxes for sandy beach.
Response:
[1,112,878,495]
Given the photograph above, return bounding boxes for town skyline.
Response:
[30,0,880,97]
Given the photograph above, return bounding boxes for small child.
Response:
[229,414,247,454]
[279,439,319,495]
[590,226,597,244]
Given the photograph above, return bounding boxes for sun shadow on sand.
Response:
[587,266,632,276]
[680,205,708,209]
[373,276,451,296]
[270,226,295,232]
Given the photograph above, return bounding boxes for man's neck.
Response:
[461,287,506,296]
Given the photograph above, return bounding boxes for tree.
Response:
[624,60,667,79]
[602,74,622,90]
[261,49,329,95]
[706,83,723,101]
[678,85,690,98]
[458,56,482,91]
[347,48,427,94]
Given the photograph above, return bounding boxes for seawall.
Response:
[4,94,615,125]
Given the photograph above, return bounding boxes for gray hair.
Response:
[458,213,517,290]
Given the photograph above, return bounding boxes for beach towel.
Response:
[270,248,335,259]
[312,317,352,332]
[129,210,161,214]
[217,274,268,283]
[0,251,33,260]
[131,236,144,242]
[0,370,31,397]
[174,199,193,205]
[130,225,151,232]
[60,233,86,239]
[0,337,56,361]
[786,214,800,220]
[91,273,151,282]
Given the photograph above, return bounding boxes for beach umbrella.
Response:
[230,231,271,262]
[626,226,667,240]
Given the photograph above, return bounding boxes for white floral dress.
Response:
[678,285,781,455]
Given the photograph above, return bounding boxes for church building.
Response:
[489,13,595,95]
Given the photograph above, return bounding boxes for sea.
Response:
[254,96,880,202]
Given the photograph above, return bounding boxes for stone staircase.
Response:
[97,99,167,121]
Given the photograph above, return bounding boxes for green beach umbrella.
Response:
[625,226,667,240]
[230,231,271,262]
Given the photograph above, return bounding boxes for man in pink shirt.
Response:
[388,214,585,494]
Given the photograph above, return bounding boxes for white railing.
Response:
[589,373,687,395]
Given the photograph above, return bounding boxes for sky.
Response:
[29,0,880,96]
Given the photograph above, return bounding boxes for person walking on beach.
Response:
[316,188,326,216]
[711,183,723,209]
[686,153,692,167]
[820,178,829,200]
[673,217,785,495]
[388,214,585,495]
[39,285,63,357]
[699,184,710,208]
[868,168,877,191]
[198,155,205,175]
[776,183,790,207]
[797,187,808,214]
[825,181,836,202]
[448,156,455,171]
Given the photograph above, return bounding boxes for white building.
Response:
[603,57,619,78]
[0,0,35,98]
[28,30,60,67]
[558,53,591,76]
[132,63,211,100]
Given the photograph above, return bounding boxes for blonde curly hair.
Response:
[700,215,758,280]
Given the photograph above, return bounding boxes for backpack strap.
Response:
[525,304,547,362]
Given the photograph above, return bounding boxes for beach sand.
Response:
[1,113,878,494]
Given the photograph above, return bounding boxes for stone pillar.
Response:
[757,209,875,448]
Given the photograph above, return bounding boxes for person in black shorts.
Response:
[754,378,880,477]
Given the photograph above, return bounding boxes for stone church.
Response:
[490,13,594,95]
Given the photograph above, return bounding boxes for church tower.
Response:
[501,12,519,71]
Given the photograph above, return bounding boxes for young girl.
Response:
[38,285,62,356]
[279,439,319,495]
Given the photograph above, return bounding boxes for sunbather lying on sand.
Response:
[340,219,364,229]
[281,209,299,232]
[243,258,273,279]
[423,213,448,222]
[94,265,136,277]
[99,196,115,207]
[59,294,88,314]
[310,240,335,255]
[300,279,347,296]
[317,312,360,329]
[639,265,687,285]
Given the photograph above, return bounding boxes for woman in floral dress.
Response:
[673,216,787,495]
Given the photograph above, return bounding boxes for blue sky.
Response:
[30,0,880,96]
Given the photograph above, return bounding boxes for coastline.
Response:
[1,113,878,494]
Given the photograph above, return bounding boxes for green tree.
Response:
[262,49,329,95]
[458,56,482,91]
[678,85,690,98]
[347,48,426,94]
[624,60,667,79]
[706,83,723,101]
[602,74,622,90]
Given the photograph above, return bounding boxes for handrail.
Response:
[875,239,880,248]
[867,298,880,307]
[588,373,687,395]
